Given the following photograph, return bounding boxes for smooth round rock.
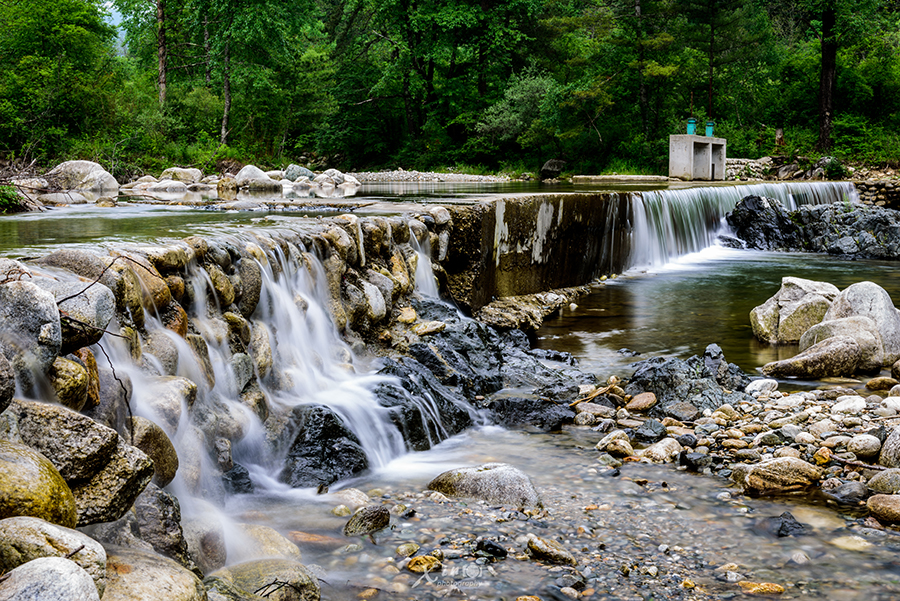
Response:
[48,357,89,411]
[208,558,319,601]
[625,392,657,412]
[0,516,106,595]
[867,494,900,523]
[103,546,206,601]
[128,416,178,487]
[0,440,76,528]
[232,523,302,562]
[867,469,900,494]
[342,505,390,537]
[0,556,99,601]
[847,434,882,458]
[526,533,577,566]
[427,463,542,507]
[868,376,900,391]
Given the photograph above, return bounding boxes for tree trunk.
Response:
[707,0,715,118]
[157,0,167,106]
[816,5,837,152]
[636,0,648,136]
[220,41,231,145]
[204,16,211,86]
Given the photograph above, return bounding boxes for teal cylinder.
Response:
[686,118,697,135]
[705,121,715,136]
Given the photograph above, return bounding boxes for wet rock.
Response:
[625,345,750,418]
[396,542,420,557]
[0,440,77,527]
[526,533,576,565]
[0,398,117,483]
[867,494,900,523]
[726,196,801,251]
[237,258,262,319]
[232,523,302,561]
[625,392,657,412]
[750,277,837,344]
[640,437,683,463]
[824,281,900,364]
[731,457,821,494]
[762,336,861,378]
[142,375,197,433]
[487,397,575,431]
[0,279,61,393]
[374,357,474,451]
[182,505,227,575]
[235,165,281,191]
[84,365,133,434]
[93,483,194,571]
[208,559,319,601]
[679,451,712,472]
[822,481,868,505]
[223,464,253,495]
[48,357,88,410]
[753,511,807,537]
[284,164,315,182]
[103,546,206,601]
[342,505,390,538]
[868,469,900,494]
[0,516,107,594]
[633,419,668,443]
[476,538,508,558]
[0,556,100,601]
[69,438,154,526]
[32,278,116,355]
[427,463,542,507]
[0,353,12,414]
[129,416,179,487]
[540,159,566,181]
[801,316,885,372]
[160,167,202,183]
[279,405,368,488]
[746,379,778,395]
[407,555,442,573]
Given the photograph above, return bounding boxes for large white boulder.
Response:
[824,281,900,364]
[46,161,118,192]
[750,277,839,344]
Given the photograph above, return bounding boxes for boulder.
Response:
[235,165,281,191]
[147,179,188,193]
[322,168,345,185]
[427,463,542,507]
[800,316,885,372]
[761,336,861,378]
[0,279,61,393]
[639,437,683,463]
[160,167,202,184]
[0,398,118,482]
[182,503,227,574]
[749,277,838,344]
[46,160,118,192]
[726,196,800,251]
[0,556,100,601]
[129,416,179,487]
[867,468,900,494]
[867,494,900,523]
[278,405,368,488]
[0,440,77,528]
[69,438,154,526]
[48,357,89,411]
[103,546,207,601]
[731,457,821,494]
[539,159,566,181]
[487,397,575,431]
[141,375,197,433]
[208,559,319,601]
[526,533,576,566]
[0,516,107,595]
[824,281,900,364]
[92,483,194,571]
[84,366,133,434]
[284,165,315,182]
[879,426,900,468]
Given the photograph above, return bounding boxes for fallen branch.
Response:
[830,454,887,471]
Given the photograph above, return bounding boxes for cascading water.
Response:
[410,229,440,298]
[625,181,857,269]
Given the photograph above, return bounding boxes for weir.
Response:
[444,181,858,310]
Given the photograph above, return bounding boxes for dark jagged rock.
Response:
[726,197,900,259]
[633,418,667,443]
[540,159,566,181]
[342,505,390,537]
[279,405,368,488]
[822,480,869,505]
[678,451,712,472]
[486,396,575,431]
[624,344,751,419]
[476,538,508,558]
[752,511,808,538]
[726,196,801,250]
[222,464,254,495]
[374,357,474,452]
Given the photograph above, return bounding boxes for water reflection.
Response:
[537,246,900,381]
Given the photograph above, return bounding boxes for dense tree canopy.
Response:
[0,0,898,175]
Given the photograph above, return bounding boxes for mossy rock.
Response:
[0,439,77,528]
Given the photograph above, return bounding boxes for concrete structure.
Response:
[669,134,726,181]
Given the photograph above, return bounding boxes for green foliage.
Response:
[0,186,22,213]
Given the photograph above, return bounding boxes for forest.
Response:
[0,0,898,178]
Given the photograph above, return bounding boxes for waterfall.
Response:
[409,227,440,298]
[624,181,857,269]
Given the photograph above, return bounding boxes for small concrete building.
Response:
[669,134,726,181]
